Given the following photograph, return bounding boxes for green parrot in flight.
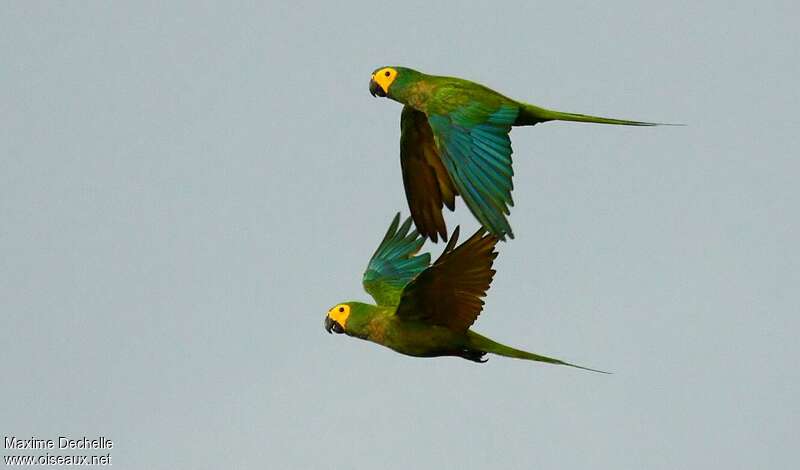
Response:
[369,66,668,242]
[324,213,607,373]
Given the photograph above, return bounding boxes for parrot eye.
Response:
[338,307,345,313]
[384,71,390,77]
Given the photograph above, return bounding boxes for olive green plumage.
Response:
[324,213,607,372]
[369,66,669,242]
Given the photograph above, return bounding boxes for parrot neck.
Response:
[389,71,435,112]
[344,304,393,342]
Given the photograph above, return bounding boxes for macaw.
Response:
[324,213,607,372]
[369,66,668,241]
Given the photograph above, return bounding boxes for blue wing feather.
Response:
[363,213,431,306]
[428,103,519,239]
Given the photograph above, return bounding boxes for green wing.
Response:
[426,89,519,241]
[400,106,459,242]
[362,213,431,306]
[394,226,498,332]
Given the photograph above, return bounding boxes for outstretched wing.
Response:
[362,213,431,306]
[427,90,519,241]
[394,226,498,332]
[400,106,458,242]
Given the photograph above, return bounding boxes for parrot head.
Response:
[324,302,376,337]
[369,67,397,97]
[324,303,351,334]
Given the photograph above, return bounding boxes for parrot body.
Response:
[369,66,668,242]
[325,214,606,372]
[341,303,473,359]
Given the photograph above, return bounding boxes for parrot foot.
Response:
[461,349,489,363]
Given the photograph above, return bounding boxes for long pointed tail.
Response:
[516,102,679,127]
[467,331,610,374]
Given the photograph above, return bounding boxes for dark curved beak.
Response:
[369,78,386,97]
[324,316,344,334]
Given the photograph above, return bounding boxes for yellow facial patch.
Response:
[372,67,398,94]
[328,304,351,329]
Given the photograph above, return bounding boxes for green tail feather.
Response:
[467,331,610,374]
[517,103,679,127]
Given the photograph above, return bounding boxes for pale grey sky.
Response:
[2,1,798,469]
